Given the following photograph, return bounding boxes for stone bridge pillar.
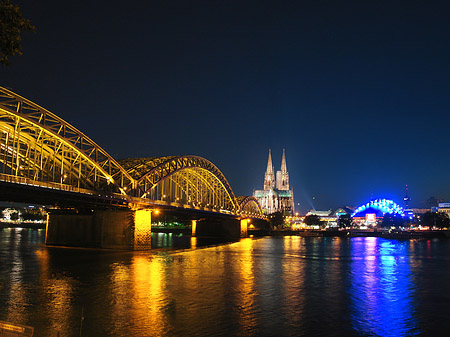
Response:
[191,220,197,237]
[240,219,249,237]
[132,209,152,250]
[191,218,248,238]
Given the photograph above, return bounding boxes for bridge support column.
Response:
[240,219,248,238]
[193,218,248,238]
[133,209,152,250]
[191,220,197,237]
[46,208,152,250]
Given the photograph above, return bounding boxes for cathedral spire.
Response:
[264,149,275,190]
[266,148,273,174]
[277,148,290,190]
[281,148,287,172]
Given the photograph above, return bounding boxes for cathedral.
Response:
[253,149,295,215]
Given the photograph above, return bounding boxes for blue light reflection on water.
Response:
[350,237,418,337]
[4,228,450,336]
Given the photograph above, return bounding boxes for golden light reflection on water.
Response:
[4,229,29,326]
[236,238,256,334]
[35,248,74,336]
[282,236,305,327]
[5,283,26,326]
[177,245,227,333]
[46,278,74,335]
[110,255,173,335]
[35,249,49,277]
[109,261,133,334]
[190,237,197,250]
[131,255,167,336]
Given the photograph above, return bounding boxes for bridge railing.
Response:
[1,173,265,218]
[114,193,244,215]
[0,173,97,195]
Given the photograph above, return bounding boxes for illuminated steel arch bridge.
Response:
[0,86,264,219]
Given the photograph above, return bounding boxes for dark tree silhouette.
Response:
[0,0,35,65]
[303,214,323,227]
[381,213,405,228]
[421,211,450,229]
[21,209,46,221]
[9,211,19,220]
[337,214,352,228]
[269,211,285,228]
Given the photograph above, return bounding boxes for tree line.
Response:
[271,211,450,229]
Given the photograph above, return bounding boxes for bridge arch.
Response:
[120,156,238,211]
[237,196,263,216]
[0,86,134,193]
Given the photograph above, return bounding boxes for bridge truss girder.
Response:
[122,156,239,211]
[146,167,236,211]
[0,86,134,193]
[237,196,264,217]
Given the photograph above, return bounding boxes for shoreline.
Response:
[3,224,449,240]
[267,229,450,239]
[0,222,45,229]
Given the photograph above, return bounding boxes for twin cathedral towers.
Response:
[253,149,295,215]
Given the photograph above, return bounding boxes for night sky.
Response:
[1,0,450,212]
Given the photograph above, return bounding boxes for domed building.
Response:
[351,199,406,226]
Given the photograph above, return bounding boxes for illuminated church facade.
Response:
[253,149,295,215]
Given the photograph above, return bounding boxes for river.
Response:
[1,227,450,336]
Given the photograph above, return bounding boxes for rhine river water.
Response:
[1,228,450,336]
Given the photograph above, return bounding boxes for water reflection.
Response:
[350,237,418,336]
[131,255,167,336]
[35,248,75,336]
[150,232,235,250]
[2,229,450,336]
[109,261,133,335]
[234,238,256,335]
[281,236,305,332]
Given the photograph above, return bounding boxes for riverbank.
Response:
[0,221,45,229]
[3,223,448,240]
[151,227,191,234]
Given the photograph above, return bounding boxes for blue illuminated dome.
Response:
[351,199,406,218]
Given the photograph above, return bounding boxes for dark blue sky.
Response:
[2,0,450,212]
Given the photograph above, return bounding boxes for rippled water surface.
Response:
[1,228,450,336]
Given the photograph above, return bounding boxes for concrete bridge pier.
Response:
[191,218,248,238]
[45,208,152,250]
